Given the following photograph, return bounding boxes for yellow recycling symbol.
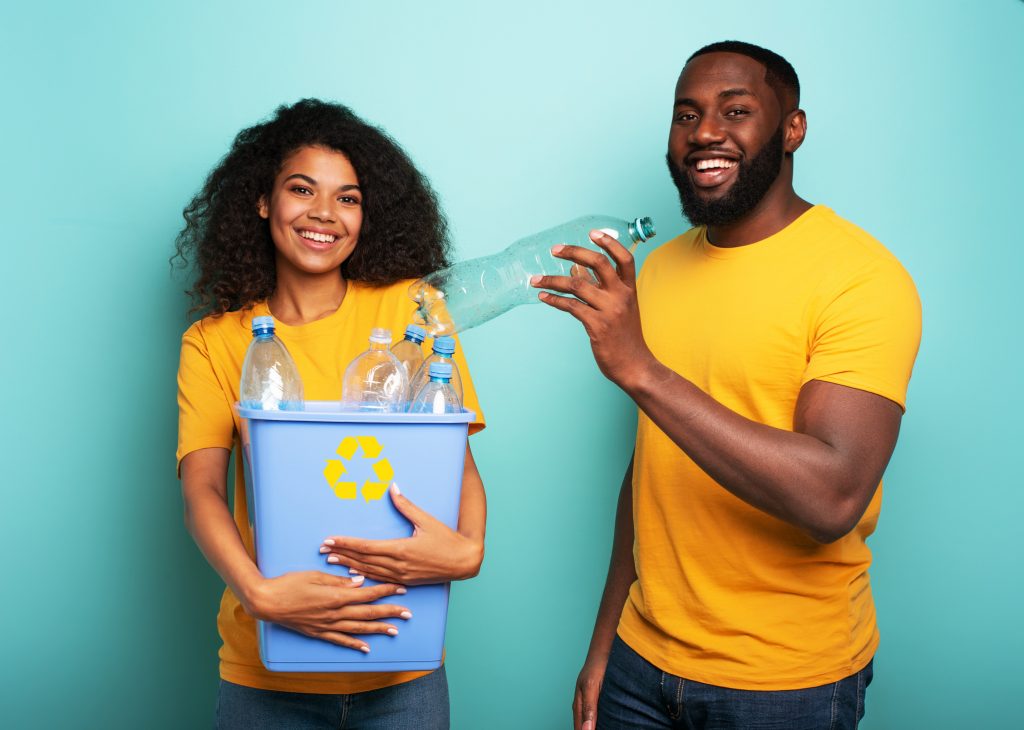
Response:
[323,436,394,502]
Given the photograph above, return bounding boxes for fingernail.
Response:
[529,275,541,286]
[360,645,370,653]
[552,244,565,254]
[327,556,340,564]
[400,611,412,619]
[348,569,361,575]
[323,539,335,546]
[387,628,398,636]
[319,546,329,554]
[351,575,365,584]
[396,587,407,595]
[391,482,402,496]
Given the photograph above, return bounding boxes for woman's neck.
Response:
[268,270,349,326]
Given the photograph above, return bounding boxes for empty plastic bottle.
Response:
[239,316,304,410]
[409,214,656,335]
[390,324,427,380]
[408,335,463,405]
[340,328,410,412]
[408,362,463,414]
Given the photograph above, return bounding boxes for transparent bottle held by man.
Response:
[340,328,409,412]
[409,214,656,336]
[239,316,305,410]
[390,324,427,380]
[408,362,463,415]
[408,335,463,405]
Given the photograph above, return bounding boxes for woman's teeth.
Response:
[299,230,337,243]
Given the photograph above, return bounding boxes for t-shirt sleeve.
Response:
[451,334,486,435]
[802,254,922,411]
[177,324,236,471]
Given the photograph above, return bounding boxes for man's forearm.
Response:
[621,360,900,543]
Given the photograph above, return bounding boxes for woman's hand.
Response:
[244,571,411,653]
[321,483,484,585]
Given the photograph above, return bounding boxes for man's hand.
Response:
[573,653,609,730]
[321,483,484,585]
[530,229,655,390]
[245,571,410,653]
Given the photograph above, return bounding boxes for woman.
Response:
[174,99,485,728]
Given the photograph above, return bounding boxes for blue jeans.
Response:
[598,636,872,730]
[215,667,449,729]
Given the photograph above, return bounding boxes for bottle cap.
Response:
[429,362,453,380]
[432,336,456,355]
[633,216,656,242]
[252,316,275,334]
[369,327,392,344]
[404,324,427,343]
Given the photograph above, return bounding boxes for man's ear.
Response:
[258,195,269,219]
[784,109,807,155]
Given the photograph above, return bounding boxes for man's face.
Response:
[666,52,787,227]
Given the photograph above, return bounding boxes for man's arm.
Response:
[534,232,903,544]
[573,456,637,730]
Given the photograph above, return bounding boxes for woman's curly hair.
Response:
[174,99,451,316]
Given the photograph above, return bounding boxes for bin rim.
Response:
[235,401,476,424]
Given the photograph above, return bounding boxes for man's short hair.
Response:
[687,41,800,109]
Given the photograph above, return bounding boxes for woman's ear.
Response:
[257,195,269,219]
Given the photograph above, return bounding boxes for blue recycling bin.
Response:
[236,401,474,672]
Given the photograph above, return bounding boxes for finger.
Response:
[344,582,409,603]
[328,552,403,576]
[551,243,620,288]
[337,602,413,621]
[389,483,438,528]
[530,274,607,308]
[328,620,400,637]
[316,631,370,653]
[573,689,584,730]
[581,685,600,730]
[536,290,596,328]
[587,230,636,285]
[322,536,402,556]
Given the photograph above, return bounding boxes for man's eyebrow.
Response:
[674,88,756,108]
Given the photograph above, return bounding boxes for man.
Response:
[532,41,921,729]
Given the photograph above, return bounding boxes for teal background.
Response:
[1,1,1021,727]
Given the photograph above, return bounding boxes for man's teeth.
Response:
[299,230,337,243]
[695,159,737,171]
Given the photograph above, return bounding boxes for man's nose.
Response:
[690,115,726,146]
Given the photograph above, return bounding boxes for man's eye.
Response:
[726,109,750,117]
[675,113,698,123]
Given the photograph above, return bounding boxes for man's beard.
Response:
[667,125,785,227]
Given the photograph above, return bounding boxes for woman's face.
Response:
[258,145,363,279]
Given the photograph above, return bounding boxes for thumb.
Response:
[389,482,429,526]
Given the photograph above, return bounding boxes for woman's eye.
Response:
[290,185,312,195]
[339,196,361,206]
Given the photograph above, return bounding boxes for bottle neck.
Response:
[253,330,275,340]
[369,341,390,351]
[429,377,451,384]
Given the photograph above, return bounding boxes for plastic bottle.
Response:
[408,362,463,415]
[340,328,410,412]
[409,214,656,335]
[239,316,305,410]
[390,324,427,380]
[408,335,463,405]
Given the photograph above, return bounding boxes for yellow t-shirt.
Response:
[176,279,485,694]
[619,206,921,690]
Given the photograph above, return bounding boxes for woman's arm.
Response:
[181,447,411,652]
[322,441,487,584]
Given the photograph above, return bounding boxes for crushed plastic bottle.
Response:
[409,214,656,335]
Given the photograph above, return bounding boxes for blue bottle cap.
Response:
[404,324,427,343]
[429,362,453,379]
[252,316,275,334]
[432,336,456,355]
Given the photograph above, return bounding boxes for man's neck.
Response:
[706,179,812,248]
